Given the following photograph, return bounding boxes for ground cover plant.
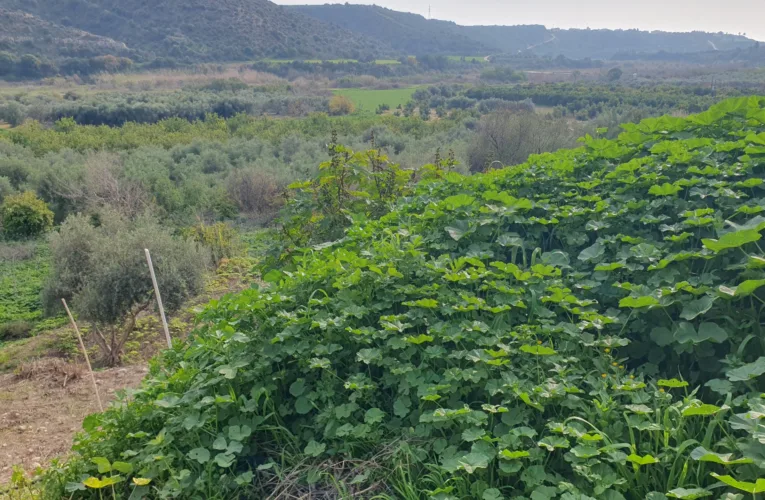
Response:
[36,96,765,499]
[0,240,50,329]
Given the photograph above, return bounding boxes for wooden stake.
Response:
[62,298,103,412]
[145,248,172,349]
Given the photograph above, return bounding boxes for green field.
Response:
[447,55,488,63]
[332,87,417,114]
[0,241,49,327]
[261,59,401,65]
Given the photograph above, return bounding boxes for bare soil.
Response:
[0,363,147,483]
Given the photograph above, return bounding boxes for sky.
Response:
[275,0,765,42]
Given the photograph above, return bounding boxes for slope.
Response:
[0,9,131,60]
[291,4,757,60]
[0,0,391,62]
[289,4,491,56]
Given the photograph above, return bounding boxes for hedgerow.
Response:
[43,97,765,499]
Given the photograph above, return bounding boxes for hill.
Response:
[0,9,130,60]
[291,3,757,60]
[289,4,491,56]
[0,0,390,63]
[615,42,765,65]
[530,28,756,59]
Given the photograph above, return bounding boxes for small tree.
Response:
[0,102,24,127]
[43,212,208,365]
[607,67,623,82]
[328,95,355,115]
[0,191,54,240]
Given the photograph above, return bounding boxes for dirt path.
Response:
[0,362,147,483]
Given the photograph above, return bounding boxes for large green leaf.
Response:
[727,357,765,382]
[187,448,210,464]
[710,473,765,494]
[674,322,727,344]
[627,453,660,466]
[666,488,712,499]
[620,295,659,308]
[702,229,762,253]
[690,447,752,465]
[679,296,715,321]
[578,241,605,262]
[682,404,724,417]
[91,457,111,474]
[304,440,326,457]
[734,279,765,297]
[649,183,682,196]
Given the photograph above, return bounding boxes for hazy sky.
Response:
[275,0,764,42]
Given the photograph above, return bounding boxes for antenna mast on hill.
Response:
[428,5,431,19]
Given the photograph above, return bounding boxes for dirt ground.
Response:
[0,362,147,483]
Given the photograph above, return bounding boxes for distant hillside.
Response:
[292,4,757,60]
[289,4,490,56]
[531,28,756,60]
[615,42,765,65]
[0,0,390,62]
[0,9,130,59]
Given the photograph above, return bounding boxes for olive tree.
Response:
[43,212,209,365]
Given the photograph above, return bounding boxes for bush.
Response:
[0,191,54,240]
[182,221,243,265]
[226,168,283,218]
[467,111,582,172]
[0,102,24,127]
[0,176,13,203]
[0,320,32,341]
[607,67,624,81]
[42,212,208,365]
[328,94,355,115]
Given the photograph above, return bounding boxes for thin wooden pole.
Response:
[62,298,103,412]
[145,248,172,349]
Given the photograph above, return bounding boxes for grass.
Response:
[261,59,400,65]
[446,55,488,63]
[262,58,358,64]
[332,87,417,114]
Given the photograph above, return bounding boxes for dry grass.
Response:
[0,242,36,262]
[14,358,84,387]
[261,444,403,499]
[94,66,287,90]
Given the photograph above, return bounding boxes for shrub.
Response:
[0,191,54,240]
[280,140,416,249]
[328,94,355,115]
[0,176,13,203]
[0,320,32,341]
[182,221,243,265]
[0,102,24,127]
[467,111,582,172]
[607,67,624,81]
[42,212,208,366]
[226,168,283,218]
